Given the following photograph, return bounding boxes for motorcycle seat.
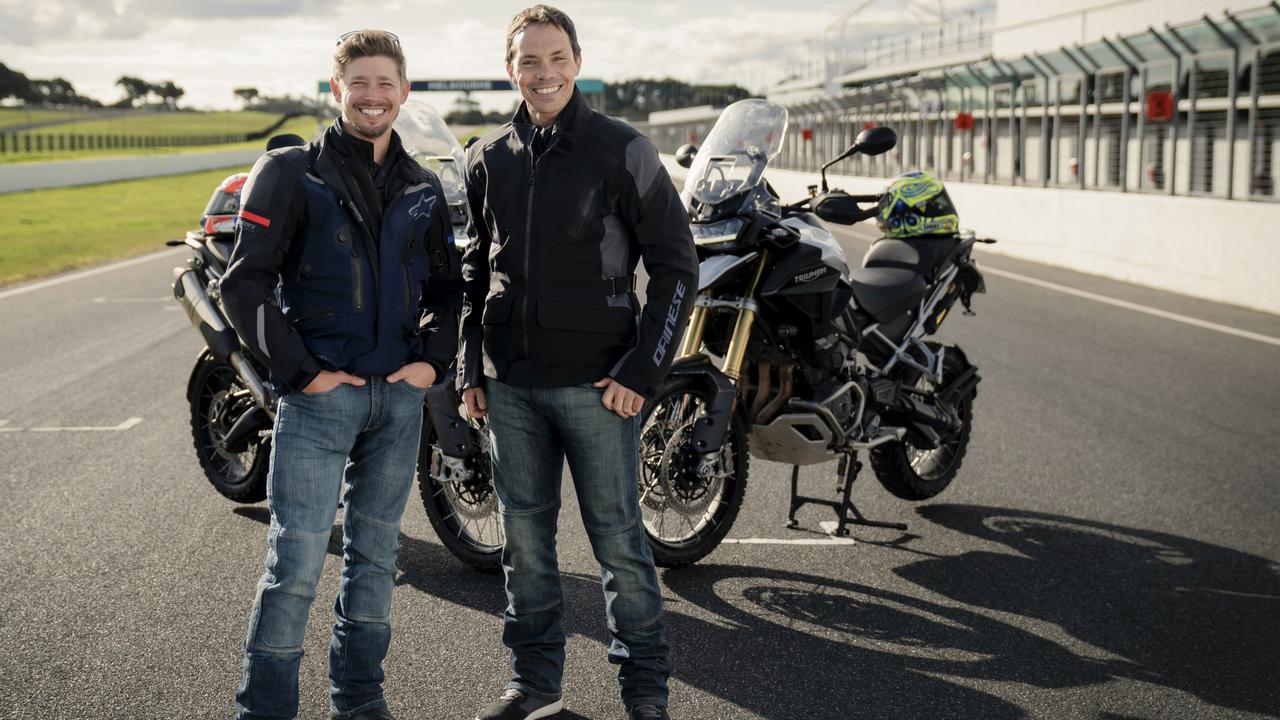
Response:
[847,266,927,323]
[862,236,961,279]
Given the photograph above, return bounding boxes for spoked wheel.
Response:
[189,351,270,503]
[638,377,748,568]
[417,416,503,571]
[870,343,976,500]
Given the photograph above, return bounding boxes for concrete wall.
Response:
[663,155,1280,315]
[993,0,1262,57]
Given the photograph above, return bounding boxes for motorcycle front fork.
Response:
[677,250,770,381]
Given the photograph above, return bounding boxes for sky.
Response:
[0,0,988,113]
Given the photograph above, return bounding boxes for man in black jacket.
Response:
[460,7,697,720]
[219,30,460,720]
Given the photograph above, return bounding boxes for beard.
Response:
[345,108,393,141]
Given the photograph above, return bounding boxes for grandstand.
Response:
[636,0,1280,314]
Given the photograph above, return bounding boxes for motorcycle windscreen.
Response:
[681,99,787,210]
[395,100,468,208]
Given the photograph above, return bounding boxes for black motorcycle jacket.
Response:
[459,88,698,397]
[221,120,462,393]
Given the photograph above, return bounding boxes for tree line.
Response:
[3,62,751,119]
[438,77,751,125]
[0,62,185,109]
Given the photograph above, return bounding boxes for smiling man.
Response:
[458,6,697,720]
[219,29,461,720]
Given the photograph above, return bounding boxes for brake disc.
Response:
[430,429,496,521]
[656,421,723,516]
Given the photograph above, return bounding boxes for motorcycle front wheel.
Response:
[188,351,270,503]
[638,376,748,568]
[417,414,503,571]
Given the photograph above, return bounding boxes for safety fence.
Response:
[638,4,1280,203]
[0,113,299,156]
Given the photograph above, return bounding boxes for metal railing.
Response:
[641,4,1280,203]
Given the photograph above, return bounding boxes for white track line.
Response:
[0,248,184,300]
[837,226,1280,348]
[722,537,858,546]
[980,266,1280,349]
[27,417,142,433]
[91,295,170,304]
[723,521,865,545]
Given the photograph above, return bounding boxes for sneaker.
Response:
[629,705,670,720]
[475,688,564,720]
[331,707,395,720]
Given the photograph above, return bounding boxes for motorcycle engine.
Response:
[813,379,856,426]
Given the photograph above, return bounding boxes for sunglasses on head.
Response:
[337,30,400,46]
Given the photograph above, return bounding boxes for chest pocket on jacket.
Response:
[567,177,616,240]
[297,224,363,312]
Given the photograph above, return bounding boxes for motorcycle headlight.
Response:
[691,217,745,249]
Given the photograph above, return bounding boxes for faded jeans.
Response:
[235,377,426,720]
[486,379,671,710]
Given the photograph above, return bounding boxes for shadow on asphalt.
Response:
[234,504,1280,718]
[896,504,1280,717]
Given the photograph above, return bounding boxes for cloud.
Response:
[0,0,345,44]
[0,0,997,107]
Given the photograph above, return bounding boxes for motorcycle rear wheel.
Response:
[870,344,975,500]
[417,414,503,571]
[189,351,270,503]
[638,376,748,568]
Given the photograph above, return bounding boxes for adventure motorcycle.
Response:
[168,104,497,570]
[636,98,991,567]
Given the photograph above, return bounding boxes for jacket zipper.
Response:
[337,226,364,313]
[523,165,535,359]
[349,251,364,313]
[522,132,558,359]
[403,234,415,315]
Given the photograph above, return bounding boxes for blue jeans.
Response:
[235,377,427,720]
[486,380,671,710]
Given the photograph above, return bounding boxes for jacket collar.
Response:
[511,85,589,153]
[312,121,375,243]
[326,118,409,175]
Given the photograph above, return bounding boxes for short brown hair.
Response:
[333,30,406,81]
[505,5,581,63]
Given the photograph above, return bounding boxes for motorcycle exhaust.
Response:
[172,267,274,414]
[904,396,959,433]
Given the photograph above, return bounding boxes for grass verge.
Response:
[0,108,86,130]
[0,165,248,286]
[0,116,323,165]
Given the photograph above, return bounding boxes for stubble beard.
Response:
[346,111,391,141]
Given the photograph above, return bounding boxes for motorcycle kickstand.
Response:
[785,454,908,536]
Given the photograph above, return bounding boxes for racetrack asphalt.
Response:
[0,148,265,193]
[1,227,1277,719]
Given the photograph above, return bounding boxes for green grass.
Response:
[0,165,249,285]
[0,116,323,165]
[16,110,289,137]
[0,108,88,129]
[455,125,497,145]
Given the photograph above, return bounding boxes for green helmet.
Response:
[876,170,959,238]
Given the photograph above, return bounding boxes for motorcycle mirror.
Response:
[265,133,306,151]
[675,143,698,169]
[852,126,897,156]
